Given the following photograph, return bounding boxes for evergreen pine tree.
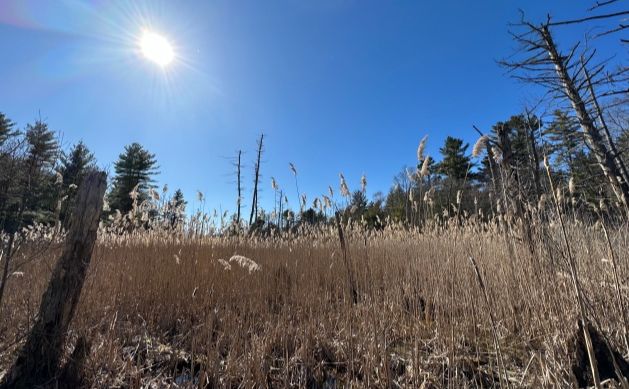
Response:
[20,120,59,227]
[437,137,473,180]
[0,113,18,147]
[544,110,581,175]
[108,143,159,214]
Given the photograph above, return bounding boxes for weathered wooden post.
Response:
[1,171,107,388]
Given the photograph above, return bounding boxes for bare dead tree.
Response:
[234,150,243,227]
[1,170,107,388]
[583,62,629,186]
[501,16,629,208]
[551,2,629,43]
[249,134,264,227]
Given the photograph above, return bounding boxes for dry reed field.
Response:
[1,214,628,388]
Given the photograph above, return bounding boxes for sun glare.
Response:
[140,31,174,67]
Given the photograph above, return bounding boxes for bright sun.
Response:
[140,31,174,67]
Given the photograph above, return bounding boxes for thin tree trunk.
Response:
[1,171,106,388]
[249,134,263,226]
[582,62,629,187]
[236,150,242,226]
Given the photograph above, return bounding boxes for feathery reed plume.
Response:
[300,194,307,209]
[423,186,435,202]
[420,156,430,177]
[360,174,367,193]
[149,188,160,201]
[216,258,232,271]
[491,146,503,164]
[271,177,278,191]
[472,135,489,158]
[228,255,260,273]
[417,135,428,161]
[339,174,350,198]
[538,194,547,210]
[328,186,334,198]
[322,195,332,209]
[568,177,575,196]
[289,163,297,176]
[129,184,140,201]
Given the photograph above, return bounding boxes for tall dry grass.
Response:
[0,213,627,387]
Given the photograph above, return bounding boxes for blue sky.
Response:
[0,0,623,213]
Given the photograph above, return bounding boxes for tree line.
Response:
[1,106,627,236]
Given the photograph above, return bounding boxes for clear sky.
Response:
[0,0,623,213]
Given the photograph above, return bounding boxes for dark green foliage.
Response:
[59,141,96,227]
[108,143,159,214]
[385,184,407,223]
[17,121,60,229]
[544,110,582,174]
[487,114,544,202]
[165,189,186,228]
[299,207,326,225]
[0,113,18,147]
[436,137,473,181]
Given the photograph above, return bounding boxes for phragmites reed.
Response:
[472,134,489,158]
[322,195,332,209]
[417,135,428,161]
[289,162,297,176]
[491,146,503,164]
[420,156,430,177]
[543,154,602,389]
[360,174,367,193]
[228,255,261,273]
[271,177,278,191]
[339,173,350,198]
[568,176,575,196]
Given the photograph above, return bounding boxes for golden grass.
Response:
[0,219,628,387]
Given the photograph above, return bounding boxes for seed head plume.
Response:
[492,146,503,164]
[229,255,261,273]
[55,171,63,185]
[568,176,575,195]
[271,177,278,191]
[289,162,297,176]
[360,174,367,193]
[322,195,332,209]
[472,135,489,158]
[300,194,307,209]
[129,184,140,201]
[339,173,350,198]
[420,156,430,177]
[417,135,428,162]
